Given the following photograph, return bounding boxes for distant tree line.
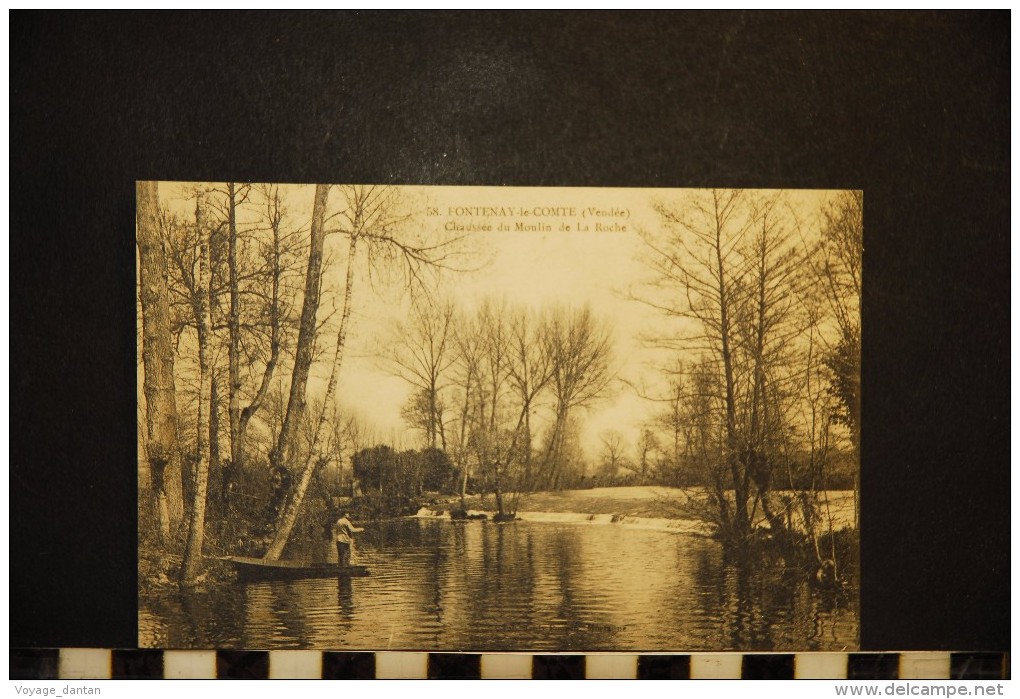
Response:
[382,299,615,518]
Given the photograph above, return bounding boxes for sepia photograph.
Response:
[137,183,861,652]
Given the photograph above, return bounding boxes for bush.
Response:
[353,444,457,500]
[348,492,422,519]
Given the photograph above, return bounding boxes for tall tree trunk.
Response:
[136,181,184,543]
[183,196,213,583]
[523,404,532,471]
[266,231,359,560]
[209,373,222,509]
[543,405,569,490]
[459,464,469,510]
[713,192,750,542]
[428,382,438,449]
[208,223,222,511]
[274,184,330,470]
[227,183,242,472]
[494,476,504,517]
[849,333,861,531]
[746,222,785,533]
[236,187,284,475]
[457,380,473,510]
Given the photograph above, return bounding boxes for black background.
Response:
[11,11,1009,651]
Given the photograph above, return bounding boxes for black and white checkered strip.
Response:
[9,650,1008,680]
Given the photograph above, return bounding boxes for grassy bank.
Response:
[452,486,857,530]
[455,486,699,519]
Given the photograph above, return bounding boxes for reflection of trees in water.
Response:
[492,524,620,651]
[174,585,244,647]
[242,578,357,648]
[269,582,310,647]
[337,578,355,620]
[692,545,858,650]
[434,520,626,651]
[716,562,766,649]
[431,522,479,643]
[553,527,622,650]
[370,519,449,648]
[281,581,325,647]
[688,542,730,648]
[476,523,539,647]
[242,583,293,647]
[366,517,437,549]
[812,581,859,649]
[141,520,858,651]
[549,527,581,646]
[422,528,445,648]
[502,523,571,649]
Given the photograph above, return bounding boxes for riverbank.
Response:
[436,486,858,531]
[449,486,696,518]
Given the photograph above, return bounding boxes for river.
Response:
[139,517,858,651]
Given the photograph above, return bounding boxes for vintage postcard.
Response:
[137,183,861,652]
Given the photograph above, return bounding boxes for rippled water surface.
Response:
[140,518,858,651]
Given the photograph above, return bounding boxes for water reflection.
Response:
[338,578,354,619]
[140,518,858,651]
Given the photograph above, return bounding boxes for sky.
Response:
[343,185,666,454]
[154,183,839,463]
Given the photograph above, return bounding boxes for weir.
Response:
[413,507,714,536]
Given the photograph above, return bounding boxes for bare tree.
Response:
[472,299,515,515]
[635,427,660,483]
[159,194,230,517]
[732,193,805,533]
[506,306,554,490]
[228,185,303,485]
[637,189,847,551]
[224,183,245,474]
[158,183,303,519]
[382,297,457,450]
[273,184,330,476]
[182,194,214,583]
[643,358,690,482]
[813,190,862,529]
[159,208,206,514]
[598,429,631,480]
[539,305,615,490]
[442,300,554,515]
[137,181,184,543]
[816,191,862,453]
[782,301,840,569]
[266,185,464,559]
[637,189,759,544]
[327,407,372,496]
[448,309,484,509]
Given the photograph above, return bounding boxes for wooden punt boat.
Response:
[221,556,370,582]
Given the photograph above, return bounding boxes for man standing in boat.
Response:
[333,511,364,567]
